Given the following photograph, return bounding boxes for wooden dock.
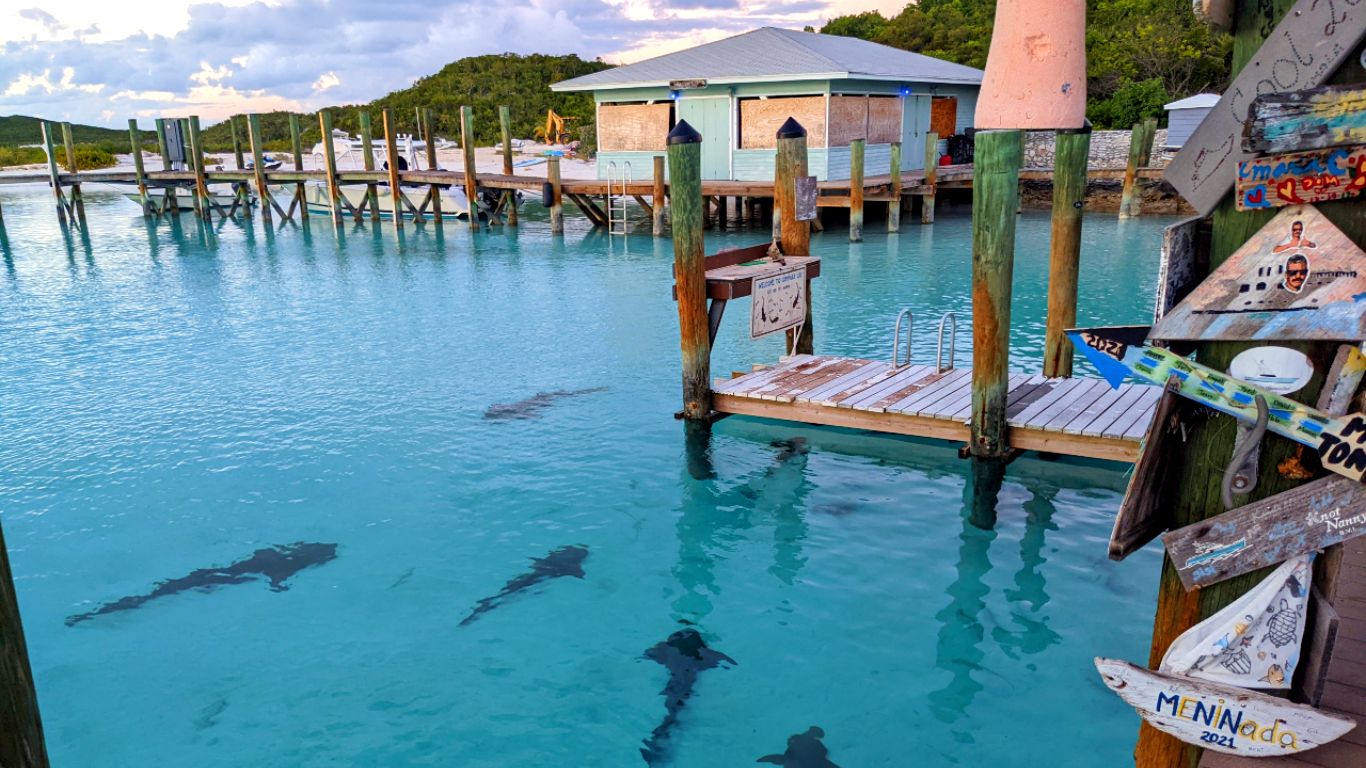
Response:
[712,354,1162,462]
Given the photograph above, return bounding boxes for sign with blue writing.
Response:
[751,266,807,339]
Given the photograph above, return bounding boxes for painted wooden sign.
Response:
[795,176,818,222]
[1162,0,1366,216]
[1110,375,1186,561]
[1319,412,1366,482]
[1227,346,1314,395]
[1236,144,1366,210]
[1094,658,1356,756]
[1243,84,1366,154]
[1153,216,1205,324]
[1164,475,1366,590]
[1148,206,1366,343]
[751,266,807,339]
[1318,344,1366,414]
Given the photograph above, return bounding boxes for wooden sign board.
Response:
[1227,346,1314,396]
[669,79,707,90]
[1162,0,1366,216]
[795,176,818,221]
[1095,658,1356,756]
[1153,216,1206,323]
[1319,412,1366,482]
[1163,475,1366,590]
[1149,205,1366,342]
[1236,144,1366,210]
[1244,84,1366,154]
[750,266,807,339]
[1110,376,1186,561]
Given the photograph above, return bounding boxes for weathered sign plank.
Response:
[1318,412,1366,482]
[750,266,807,339]
[1162,0,1366,215]
[1317,345,1366,414]
[1153,216,1206,324]
[1235,144,1366,210]
[1244,84,1366,154]
[1094,657,1357,756]
[1110,376,1186,561]
[1162,475,1366,590]
[1149,205,1366,342]
[1298,585,1339,708]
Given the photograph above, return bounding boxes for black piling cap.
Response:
[668,120,703,145]
[776,117,807,139]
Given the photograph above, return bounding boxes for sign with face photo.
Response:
[1149,205,1366,342]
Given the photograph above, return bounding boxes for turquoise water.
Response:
[1,189,1171,766]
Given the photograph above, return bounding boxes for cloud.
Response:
[312,71,340,92]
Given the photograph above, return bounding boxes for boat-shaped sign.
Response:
[1148,205,1366,343]
[1095,658,1356,756]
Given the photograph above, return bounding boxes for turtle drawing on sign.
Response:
[1262,597,1302,648]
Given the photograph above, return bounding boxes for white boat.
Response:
[289,183,475,220]
[309,129,455,170]
[123,189,253,213]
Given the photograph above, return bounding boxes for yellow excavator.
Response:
[536,109,578,146]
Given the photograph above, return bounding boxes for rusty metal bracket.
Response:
[1222,394,1268,509]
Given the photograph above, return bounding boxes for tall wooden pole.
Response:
[358,112,380,222]
[229,117,245,170]
[922,131,938,224]
[187,117,211,221]
[288,114,309,221]
[652,155,666,236]
[60,123,85,223]
[775,117,814,356]
[318,111,342,225]
[1042,125,1091,378]
[499,105,517,226]
[0,522,50,768]
[668,120,710,420]
[128,119,150,216]
[547,156,563,234]
[969,129,1022,459]
[247,114,272,225]
[154,118,176,214]
[180,119,203,220]
[459,106,479,230]
[382,108,404,233]
[1118,120,1154,219]
[888,141,902,232]
[40,122,65,226]
[422,107,442,220]
[848,138,865,242]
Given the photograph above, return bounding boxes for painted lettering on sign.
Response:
[750,266,807,339]
[1237,144,1366,210]
[1319,413,1366,482]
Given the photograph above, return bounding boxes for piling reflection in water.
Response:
[997,485,1061,657]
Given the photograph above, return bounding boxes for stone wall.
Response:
[1021,128,1176,170]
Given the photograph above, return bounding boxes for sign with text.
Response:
[750,266,807,339]
[1319,412,1366,482]
[1163,0,1366,215]
[1236,144,1366,211]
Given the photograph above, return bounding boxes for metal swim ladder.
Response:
[606,161,632,235]
[891,310,958,372]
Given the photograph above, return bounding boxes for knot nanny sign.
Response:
[750,266,807,339]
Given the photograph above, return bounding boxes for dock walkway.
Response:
[712,354,1162,462]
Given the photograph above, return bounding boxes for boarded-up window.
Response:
[931,97,958,137]
[738,96,826,149]
[598,103,672,152]
[867,96,902,144]
[828,95,869,147]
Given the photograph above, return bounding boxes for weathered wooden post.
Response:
[317,111,343,225]
[178,119,203,220]
[922,131,938,224]
[849,138,865,242]
[1042,123,1091,378]
[459,105,479,230]
[39,122,66,226]
[60,123,85,224]
[154,118,177,215]
[547,156,563,234]
[382,108,404,233]
[230,117,245,170]
[499,106,518,226]
[127,120,150,217]
[652,155,666,236]
[288,114,308,221]
[247,114,273,224]
[187,117,211,221]
[422,107,442,220]
[888,141,902,232]
[0,522,50,768]
[357,112,380,222]
[668,120,710,420]
[1119,119,1156,218]
[775,117,814,355]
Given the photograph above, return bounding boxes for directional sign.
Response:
[1236,144,1366,211]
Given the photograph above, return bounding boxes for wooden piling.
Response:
[358,112,380,222]
[775,117,814,355]
[154,118,177,214]
[60,124,85,223]
[288,114,308,220]
[187,117,211,221]
[459,106,478,230]
[1119,120,1155,219]
[667,120,710,420]
[40,122,66,226]
[499,105,517,226]
[179,119,202,220]
[229,117,245,170]
[422,108,442,220]
[547,156,563,234]
[382,109,404,232]
[318,110,343,224]
[969,129,1022,460]
[127,120,150,216]
[888,141,902,232]
[849,138,865,242]
[247,114,274,224]
[0,520,50,768]
[922,131,938,224]
[1042,125,1091,378]
[652,155,666,236]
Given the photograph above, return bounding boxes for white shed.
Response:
[1163,93,1220,148]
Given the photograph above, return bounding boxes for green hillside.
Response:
[0,114,127,148]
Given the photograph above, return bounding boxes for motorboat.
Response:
[123,188,254,213]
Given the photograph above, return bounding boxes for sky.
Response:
[0,0,906,128]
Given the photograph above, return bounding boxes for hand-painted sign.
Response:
[1109,376,1187,561]
[1243,84,1366,154]
[1153,216,1205,324]
[1319,412,1366,482]
[1148,205,1366,342]
[750,266,807,339]
[1236,144,1366,210]
[1095,657,1356,756]
[1163,0,1366,215]
[1164,476,1366,590]
[795,176,818,222]
[1161,555,1311,689]
[1227,346,1314,395]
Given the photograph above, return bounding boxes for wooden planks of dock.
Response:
[712,355,1162,462]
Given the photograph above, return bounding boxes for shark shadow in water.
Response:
[65,542,338,626]
[459,545,588,626]
[758,726,841,768]
[640,628,736,766]
[483,387,608,421]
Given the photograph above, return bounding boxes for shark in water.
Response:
[459,545,588,626]
[640,628,736,765]
[483,387,607,420]
[65,542,338,626]
[758,727,841,768]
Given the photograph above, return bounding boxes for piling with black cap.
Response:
[668,120,711,420]
[774,117,814,354]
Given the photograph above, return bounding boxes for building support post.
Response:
[888,141,902,232]
[922,131,938,224]
[1042,124,1091,378]
[668,120,710,421]
[849,138,865,242]
[652,155,666,236]
[547,156,563,234]
[775,118,814,355]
